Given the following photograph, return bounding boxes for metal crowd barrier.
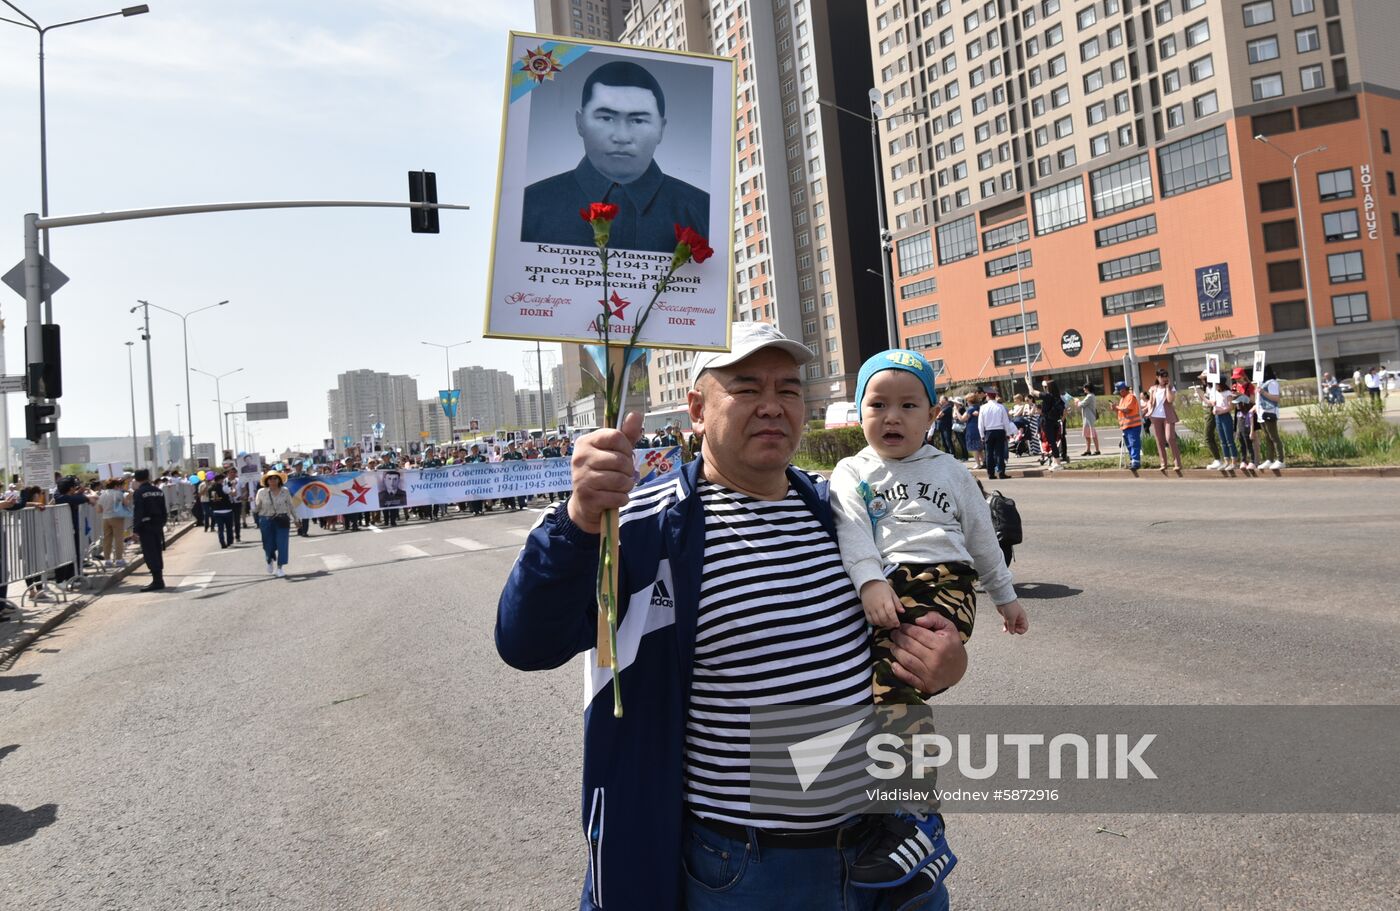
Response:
[164,482,195,523]
[0,503,114,611]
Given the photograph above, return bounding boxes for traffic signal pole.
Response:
[19,194,468,460]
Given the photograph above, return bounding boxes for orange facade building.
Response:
[874,0,1399,393]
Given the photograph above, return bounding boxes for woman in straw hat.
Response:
[253,470,296,577]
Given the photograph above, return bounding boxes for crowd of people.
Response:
[923,362,1306,477]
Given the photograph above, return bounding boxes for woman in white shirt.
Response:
[253,471,297,577]
[1256,366,1285,469]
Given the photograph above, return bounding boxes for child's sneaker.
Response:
[849,811,952,888]
[883,843,959,910]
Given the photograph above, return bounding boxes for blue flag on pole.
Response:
[439,389,460,419]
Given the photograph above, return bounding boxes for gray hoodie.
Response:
[831,444,1016,605]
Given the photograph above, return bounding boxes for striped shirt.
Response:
[683,479,872,829]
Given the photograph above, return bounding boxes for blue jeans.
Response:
[983,429,1007,477]
[1122,425,1142,467]
[682,815,950,911]
[1215,414,1239,460]
[258,516,290,566]
[937,426,955,455]
[213,511,235,548]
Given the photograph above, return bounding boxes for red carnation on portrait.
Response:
[672,224,714,267]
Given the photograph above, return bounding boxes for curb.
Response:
[1013,465,1400,480]
[0,520,198,667]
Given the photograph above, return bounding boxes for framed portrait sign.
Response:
[484,32,736,351]
[1205,353,1222,385]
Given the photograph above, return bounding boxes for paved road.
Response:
[2,482,1398,910]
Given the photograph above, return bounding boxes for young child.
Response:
[831,349,1028,901]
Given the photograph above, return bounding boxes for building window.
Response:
[1291,0,1314,12]
[1084,69,1104,93]
[1322,209,1360,242]
[1159,35,1178,60]
[1166,105,1185,129]
[1095,213,1158,247]
[1099,249,1163,281]
[994,342,1042,366]
[1058,147,1078,169]
[1267,260,1303,291]
[1157,126,1231,197]
[1194,92,1219,118]
[897,231,935,274]
[1185,20,1210,47]
[991,311,1038,336]
[1105,320,1169,351]
[1049,53,1068,77]
[988,280,1036,307]
[983,219,1030,251]
[1296,26,1320,53]
[1101,284,1165,316]
[1252,73,1285,101]
[1032,177,1087,234]
[906,331,943,349]
[902,303,940,323]
[1189,55,1214,83]
[1262,219,1299,251]
[1054,116,1074,139]
[1243,1,1276,27]
[1077,6,1096,29]
[1154,1,1174,24]
[1162,70,1180,94]
[1091,134,1111,157]
[1331,292,1370,324]
[1326,250,1364,283]
[1088,101,1108,124]
[935,215,979,264]
[1260,178,1294,210]
[1300,65,1325,92]
[986,249,1033,277]
[1271,299,1309,331]
[1384,129,1392,153]
[1080,37,1101,61]
[900,277,938,299]
[1089,153,1154,217]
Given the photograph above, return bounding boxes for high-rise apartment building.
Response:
[418,399,453,444]
[871,0,1398,389]
[327,370,420,448]
[454,365,517,432]
[623,0,888,420]
[535,0,635,40]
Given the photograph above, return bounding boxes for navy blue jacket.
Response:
[496,458,835,910]
[520,157,709,255]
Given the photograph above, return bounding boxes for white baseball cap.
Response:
[689,321,814,388]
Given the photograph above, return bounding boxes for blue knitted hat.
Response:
[855,349,939,411]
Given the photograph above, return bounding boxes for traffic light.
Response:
[25,323,62,399]
[409,170,439,234]
[25,401,58,443]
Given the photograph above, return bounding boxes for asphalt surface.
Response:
[2,480,1398,910]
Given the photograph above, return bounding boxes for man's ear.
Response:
[687,386,706,435]
[575,109,584,137]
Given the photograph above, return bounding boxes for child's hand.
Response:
[996,599,1029,634]
[860,580,904,629]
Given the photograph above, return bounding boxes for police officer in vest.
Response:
[131,468,168,592]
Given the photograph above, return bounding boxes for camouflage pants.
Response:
[871,562,978,706]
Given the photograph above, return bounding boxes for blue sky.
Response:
[0,0,549,457]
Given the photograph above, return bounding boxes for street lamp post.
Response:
[131,301,158,472]
[136,298,228,466]
[817,94,927,349]
[0,1,150,319]
[190,366,243,454]
[1255,135,1328,401]
[125,340,138,469]
[1,3,150,462]
[1011,238,1034,390]
[421,340,471,431]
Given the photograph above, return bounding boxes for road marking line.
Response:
[367,525,383,534]
[175,571,216,592]
[445,536,488,551]
[391,544,430,559]
[321,554,354,570]
[504,528,530,540]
